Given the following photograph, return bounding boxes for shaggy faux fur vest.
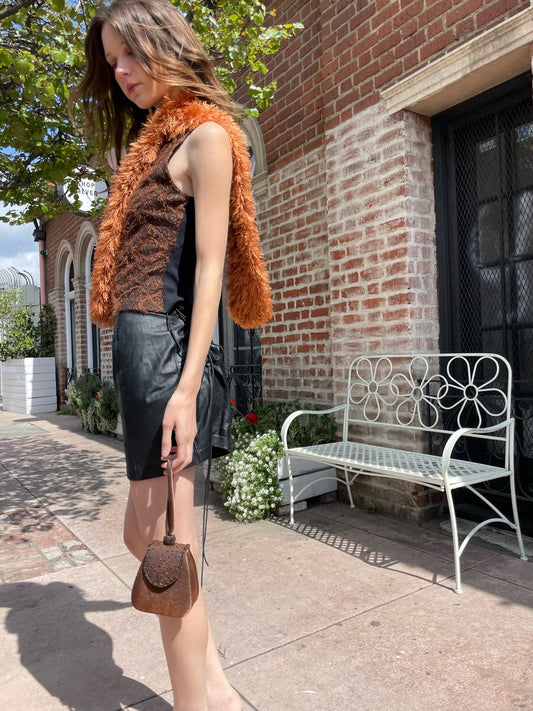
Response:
[89,96,272,330]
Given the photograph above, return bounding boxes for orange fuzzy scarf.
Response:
[89,96,272,330]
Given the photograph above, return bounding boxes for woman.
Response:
[75,1,272,709]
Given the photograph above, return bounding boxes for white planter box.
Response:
[278,455,337,506]
[1,357,57,414]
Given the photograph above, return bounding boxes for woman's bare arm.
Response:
[161,121,232,471]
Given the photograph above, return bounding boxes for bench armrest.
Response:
[441,417,514,476]
[281,404,346,451]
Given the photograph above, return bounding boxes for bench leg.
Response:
[343,467,355,508]
[444,486,463,594]
[288,456,295,526]
[509,472,528,562]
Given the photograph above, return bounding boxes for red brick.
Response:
[445,0,483,27]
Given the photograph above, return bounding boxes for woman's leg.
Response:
[128,468,207,711]
[205,618,242,710]
[124,470,241,711]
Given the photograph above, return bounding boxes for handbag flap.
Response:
[142,540,188,588]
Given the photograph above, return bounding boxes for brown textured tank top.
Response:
[112,132,195,315]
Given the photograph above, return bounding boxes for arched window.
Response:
[241,115,268,195]
[85,238,100,375]
[64,255,76,380]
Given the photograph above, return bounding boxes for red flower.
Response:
[230,398,236,405]
[245,413,258,425]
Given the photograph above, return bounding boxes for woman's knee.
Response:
[123,492,148,560]
[123,521,146,560]
[125,470,198,558]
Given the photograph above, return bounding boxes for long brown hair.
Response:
[74,0,236,164]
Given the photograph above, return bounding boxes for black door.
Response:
[433,73,533,532]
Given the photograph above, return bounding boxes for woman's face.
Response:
[101,22,172,109]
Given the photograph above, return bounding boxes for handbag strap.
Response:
[200,350,216,585]
[160,349,216,582]
[163,447,178,546]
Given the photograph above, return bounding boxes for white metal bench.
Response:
[281,353,528,593]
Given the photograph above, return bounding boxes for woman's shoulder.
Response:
[189,120,230,142]
[186,121,232,157]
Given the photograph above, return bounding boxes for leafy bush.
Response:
[220,430,284,522]
[219,400,337,522]
[0,290,57,362]
[66,371,99,411]
[0,308,35,361]
[66,373,119,434]
[95,380,120,433]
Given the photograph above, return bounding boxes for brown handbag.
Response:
[131,452,199,617]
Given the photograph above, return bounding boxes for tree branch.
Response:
[0,1,36,22]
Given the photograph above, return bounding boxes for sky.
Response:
[0,208,40,287]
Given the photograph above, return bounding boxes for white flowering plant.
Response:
[218,400,337,522]
[220,429,285,522]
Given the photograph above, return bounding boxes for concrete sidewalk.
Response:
[1,407,532,711]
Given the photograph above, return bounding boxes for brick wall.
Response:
[326,104,438,376]
[258,0,325,170]
[259,144,333,404]
[257,20,440,403]
[242,0,528,519]
[259,0,529,170]
[258,99,441,519]
[252,0,525,403]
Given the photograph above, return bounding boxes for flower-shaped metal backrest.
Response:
[390,356,447,428]
[437,355,508,429]
[349,357,397,422]
[348,354,510,432]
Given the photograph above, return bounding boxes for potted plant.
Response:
[0,289,58,414]
[217,400,338,522]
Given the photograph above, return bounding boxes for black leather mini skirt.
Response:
[112,310,231,481]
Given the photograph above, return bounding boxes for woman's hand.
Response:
[161,389,197,473]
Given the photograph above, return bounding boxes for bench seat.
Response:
[288,441,511,490]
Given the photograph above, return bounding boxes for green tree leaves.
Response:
[0,0,302,224]
[0,289,57,361]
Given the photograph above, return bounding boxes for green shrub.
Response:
[0,290,56,361]
[95,380,120,433]
[0,308,36,360]
[220,430,284,522]
[219,400,337,522]
[65,373,119,435]
[66,371,100,412]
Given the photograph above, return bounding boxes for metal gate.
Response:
[433,73,533,531]
[227,325,263,414]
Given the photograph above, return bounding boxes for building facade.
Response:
[42,213,106,398]
[236,0,533,522]
[42,0,533,523]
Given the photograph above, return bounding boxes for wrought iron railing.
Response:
[227,363,263,415]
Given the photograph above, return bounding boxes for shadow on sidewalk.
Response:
[0,580,172,710]
[0,436,125,522]
[271,510,452,589]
